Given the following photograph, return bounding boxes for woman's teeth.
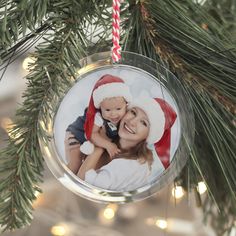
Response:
[124,123,135,134]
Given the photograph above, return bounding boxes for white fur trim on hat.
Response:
[93,82,132,108]
[80,141,95,155]
[129,97,165,144]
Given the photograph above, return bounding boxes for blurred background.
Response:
[0,53,216,236]
[1,0,236,235]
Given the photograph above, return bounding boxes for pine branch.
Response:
[0,0,49,49]
[122,1,236,234]
[0,0,111,230]
[0,23,50,81]
[147,0,235,104]
[202,0,236,44]
[0,0,235,234]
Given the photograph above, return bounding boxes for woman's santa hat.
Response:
[129,97,177,169]
[80,74,132,155]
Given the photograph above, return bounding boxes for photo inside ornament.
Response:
[39,51,194,203]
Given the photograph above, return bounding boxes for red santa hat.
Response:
[80,74,132,155]
[129,97,177,169]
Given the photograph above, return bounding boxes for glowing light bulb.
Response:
[51,225,66,236]
[197,181,207,194]
[99,204,117,225]
[34,190,41,198]
[172,186,184,199]
[103,207,115,220]
[22,56,36,71]
[155,219,168,229]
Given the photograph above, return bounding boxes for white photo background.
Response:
[54,66,181,185]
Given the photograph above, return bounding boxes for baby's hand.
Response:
[106,142,120,158]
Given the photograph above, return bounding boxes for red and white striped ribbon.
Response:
[112,0,121,62]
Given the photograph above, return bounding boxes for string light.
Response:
[146,217,168,230]
[99,204,118,225]
[51,224,67,236]
[103,204,118,220]
[103,207,115,220]
[197,181,207,194]
[22,56,36,71]
[172,185,184,199]
[155,219,168,229]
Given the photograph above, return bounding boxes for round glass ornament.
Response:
[39,51,195,203]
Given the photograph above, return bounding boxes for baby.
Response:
[65,74,132,174]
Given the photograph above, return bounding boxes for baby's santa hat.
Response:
[80,74,132,155]
[129,97,177,169]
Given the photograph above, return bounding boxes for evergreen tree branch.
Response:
[0,0,110,231]
[0,0,235,234]
[122,1,236,234]
[146,0,236,108]
[0,0,49,49]
[0,23,50,81]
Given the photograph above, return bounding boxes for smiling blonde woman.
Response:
[78,96,177,191]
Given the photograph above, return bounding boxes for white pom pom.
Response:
[80,141,94,155]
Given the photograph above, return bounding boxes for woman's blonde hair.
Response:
[115,140,153,167]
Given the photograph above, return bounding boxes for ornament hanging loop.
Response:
[112,0,121,63]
